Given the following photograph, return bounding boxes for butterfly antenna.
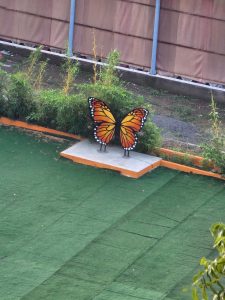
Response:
[100,144,103,151]
[127,150,130,157]
[104,145,107,152]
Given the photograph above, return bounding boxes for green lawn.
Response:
[0,125,224,300]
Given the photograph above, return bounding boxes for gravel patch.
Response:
[152,115,206,145]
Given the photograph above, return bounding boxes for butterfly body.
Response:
[88,97,148,156]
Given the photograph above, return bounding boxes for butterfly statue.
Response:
[88,97,149,157]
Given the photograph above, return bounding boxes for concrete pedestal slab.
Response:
[60,140,161,178]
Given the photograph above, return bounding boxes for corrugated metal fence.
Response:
[0,0,225,85]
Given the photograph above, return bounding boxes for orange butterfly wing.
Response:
[120,108,148,150]
[89,97,116,145]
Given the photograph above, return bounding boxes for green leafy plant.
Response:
[92,30,98,84]
[31,89,64,128]
[202,94,225,175]
[31,89,89,135]
[99,49,120,86]
[136,120,161,152]
[34,59,48,90]
[192,223,225,300]
[62,51,79,95]
[56,93,89,135]
[0,68,10,116]
[26,46,43,79]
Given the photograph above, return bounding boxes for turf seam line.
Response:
[68,212,111,225]
[117,229,159,240]
[150,211,180,223]
[132,220,175,228]
[90,239,129,251]
[105,289,152,300]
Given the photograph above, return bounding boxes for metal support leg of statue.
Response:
[99,144,107,152]
[124,149,130,157]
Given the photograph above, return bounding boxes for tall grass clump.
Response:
[34,60,48,90]
[92,30,98,84]
[62,51,79,95]
[202,94,225,175]
[26,46,43,78]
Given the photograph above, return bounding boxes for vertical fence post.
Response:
[150,0,161,75]
[68,0,76,56]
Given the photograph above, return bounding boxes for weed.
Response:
[159,152,195,167]
[34,60,48,90]
[174,105,194,121]
[202,94,225,175]
[99,50,120,86]
[147,87,168,97]
[62,50,79,95]
[92,30,98,84]
[171,94,192,101]
[26,46,43,79]
[192,223,225,300]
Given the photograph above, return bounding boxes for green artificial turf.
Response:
[0,125,224,300]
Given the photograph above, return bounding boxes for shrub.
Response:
[137,121,162,152]
[80,82,144,117]
[32,89,64,128]
[0,69,10,116]
[56,93,89,135]
[32,90,89,135]
[2,72,36,120]
[0,49,162,153]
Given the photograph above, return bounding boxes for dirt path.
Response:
[1,49,225,153]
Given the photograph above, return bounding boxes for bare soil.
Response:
[1,49,225,154]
